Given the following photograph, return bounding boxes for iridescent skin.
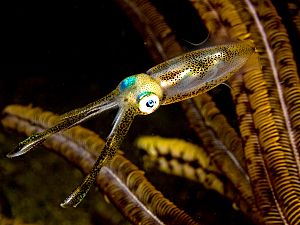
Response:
[7,41,255,207]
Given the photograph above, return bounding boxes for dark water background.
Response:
[2,0,296,224]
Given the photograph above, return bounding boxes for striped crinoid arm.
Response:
[1,105,200,225]
[135,135,229,195]
[190,0,300,224]
[190,0,280,223]
[135,135,256,220]
[181,94,258,221]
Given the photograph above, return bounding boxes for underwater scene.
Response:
[0,0,299,225]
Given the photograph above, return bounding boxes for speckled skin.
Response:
[7,41,255,207]
[148,41,254,104]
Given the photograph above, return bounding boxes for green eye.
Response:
[138,93,160,114]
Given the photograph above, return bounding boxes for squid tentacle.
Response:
[60,106,137,208]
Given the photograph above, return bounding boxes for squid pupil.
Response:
[146,99,155,108]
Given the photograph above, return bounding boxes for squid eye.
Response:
[138,93,160,114]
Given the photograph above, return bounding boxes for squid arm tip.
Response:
[60,196,81,208]
[6,152,19,158]
[60,201,73,208]
[7,136,46,158]
[6,144,28,158]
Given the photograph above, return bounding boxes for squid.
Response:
[6,41,255,208]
